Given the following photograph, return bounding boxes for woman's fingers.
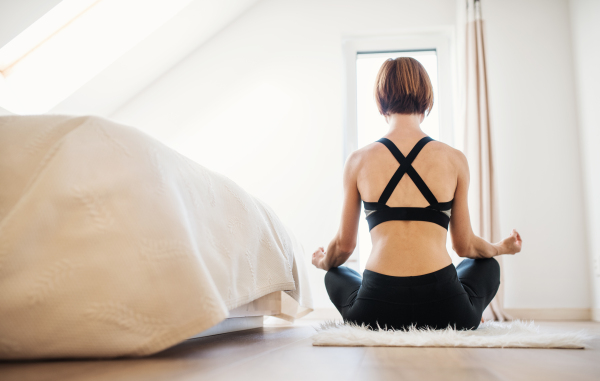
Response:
[506,229,522,254]
[312,247,325,260]
[312,247,326,269]
[512,230,522,245]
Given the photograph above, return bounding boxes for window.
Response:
[342,33,458,271]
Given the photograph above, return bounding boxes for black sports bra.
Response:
[363,137,453,231]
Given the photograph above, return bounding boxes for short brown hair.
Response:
[374,57,434,116]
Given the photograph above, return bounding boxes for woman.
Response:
[312,57,522,330]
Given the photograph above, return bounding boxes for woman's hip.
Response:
[344,293,481,330]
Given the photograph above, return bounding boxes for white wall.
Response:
[111,0,457,308]
[485,0,590,310]
[569,0,600,320]
[111,0,591,311]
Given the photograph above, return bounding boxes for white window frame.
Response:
[341,31,456,269]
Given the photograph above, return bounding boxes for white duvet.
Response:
[0,115,312,359]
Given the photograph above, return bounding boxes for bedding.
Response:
[0,115,312,359]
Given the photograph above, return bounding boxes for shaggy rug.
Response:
[312,320,591,349]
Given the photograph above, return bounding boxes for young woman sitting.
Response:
[311,57,522,330]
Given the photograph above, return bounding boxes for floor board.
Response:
[1,321,599,381]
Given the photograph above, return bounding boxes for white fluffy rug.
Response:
[312,320,591,349]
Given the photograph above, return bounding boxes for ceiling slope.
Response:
[48,0,261,117]
[0,0,63,48]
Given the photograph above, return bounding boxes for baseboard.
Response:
[592,308,600,322]
[505,308,591,321]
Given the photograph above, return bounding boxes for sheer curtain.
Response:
[463,0,511,321]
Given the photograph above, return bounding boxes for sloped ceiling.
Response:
[0,0,63,48]
[0,0,261,116]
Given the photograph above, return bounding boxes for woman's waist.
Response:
[357,264,466,303]
[365,243,452,277]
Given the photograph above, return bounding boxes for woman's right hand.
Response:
[312,247,328,270]
[498,229,522,255]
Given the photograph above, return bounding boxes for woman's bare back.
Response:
[353,133,460,276]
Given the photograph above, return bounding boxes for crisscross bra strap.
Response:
[377,137,438,205]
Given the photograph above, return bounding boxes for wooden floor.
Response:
[1,320,599,381]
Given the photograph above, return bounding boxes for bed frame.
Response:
[188,292,282,339]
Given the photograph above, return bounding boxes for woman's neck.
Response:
[385,113,425,137]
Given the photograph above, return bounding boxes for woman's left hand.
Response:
[312,247,327,270]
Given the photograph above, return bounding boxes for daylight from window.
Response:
[355,50,458,270]
[0,0,192,114]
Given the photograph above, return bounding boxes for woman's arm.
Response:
[312,152,362,271]
[450,150,522,259]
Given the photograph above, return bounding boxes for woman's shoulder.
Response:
[343,143,384,178]
[426,142,469,180]
[427,140,467,164]
[347,138,468,170]
[354,141,386,157]
[346,142,390,169]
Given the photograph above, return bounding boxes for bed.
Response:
[0,115,313,360]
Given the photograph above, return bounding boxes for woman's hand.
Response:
[498,229,522,255]
[312,247,328,270]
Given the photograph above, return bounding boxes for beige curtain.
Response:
[464,0,511,321]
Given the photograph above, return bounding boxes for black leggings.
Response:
[324,258,500,330]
